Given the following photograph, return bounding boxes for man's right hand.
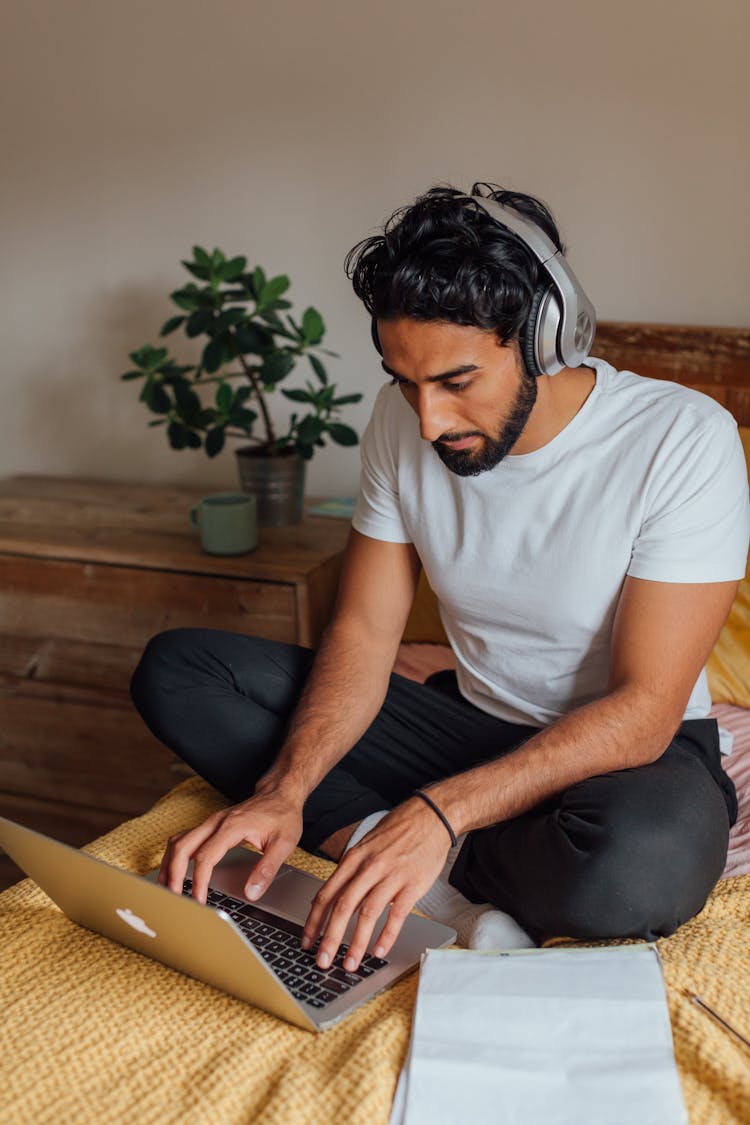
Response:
[158,783,304,906]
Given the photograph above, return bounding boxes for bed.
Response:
[2,322,749,1124]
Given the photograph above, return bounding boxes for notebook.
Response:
[0,815,456,1032]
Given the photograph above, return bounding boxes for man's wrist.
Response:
[254,762,309,806]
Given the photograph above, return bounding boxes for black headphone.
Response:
[371,194,596,378]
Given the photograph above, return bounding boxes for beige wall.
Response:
[2,0,748,496]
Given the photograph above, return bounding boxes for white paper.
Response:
[390,945,687,1125]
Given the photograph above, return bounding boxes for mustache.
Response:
[433,430,485,444]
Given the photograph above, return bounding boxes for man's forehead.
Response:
[376,319,513,384]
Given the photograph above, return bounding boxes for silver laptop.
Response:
[0,816,456,1032]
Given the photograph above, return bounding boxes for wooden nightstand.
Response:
[0,475,351,890]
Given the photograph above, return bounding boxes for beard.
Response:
[432,369,538,477]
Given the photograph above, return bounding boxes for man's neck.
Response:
[511,366,597,455]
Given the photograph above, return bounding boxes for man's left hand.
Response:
[301,798,453,972]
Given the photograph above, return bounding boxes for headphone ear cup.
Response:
[521,285,546,378]
[522,283,566,377]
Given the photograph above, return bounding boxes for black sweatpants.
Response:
[130,628,736,944]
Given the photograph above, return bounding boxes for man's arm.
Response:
[303,576,738,970]
[160,529,421,902]
[254,529,420,803]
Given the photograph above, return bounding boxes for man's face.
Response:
[376,318,537,476]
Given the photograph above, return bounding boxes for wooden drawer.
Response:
[0,476,350,891]
[0,554,299,648]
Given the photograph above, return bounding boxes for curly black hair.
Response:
[345,182,564,345]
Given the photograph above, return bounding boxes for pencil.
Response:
[684,991,750,1051]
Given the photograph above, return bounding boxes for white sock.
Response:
[342,809,389,854]
[343,812,535,951]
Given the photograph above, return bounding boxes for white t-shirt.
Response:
[352,358,750,727]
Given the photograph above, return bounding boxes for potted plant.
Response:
[120,246,363,525]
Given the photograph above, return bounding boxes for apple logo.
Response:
[116,907,157,938]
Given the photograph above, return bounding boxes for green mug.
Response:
[189,492,257,555]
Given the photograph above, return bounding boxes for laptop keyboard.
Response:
[182,878,390,1010]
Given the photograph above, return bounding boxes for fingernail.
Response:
[344,957,356,971]
[301,936,311,950]
[246,884,263,900]
[374,945,385,958]
[318,952,331,969]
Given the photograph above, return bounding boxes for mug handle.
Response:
[189,506,200,527]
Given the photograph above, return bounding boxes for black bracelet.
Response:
[413,789,458,847]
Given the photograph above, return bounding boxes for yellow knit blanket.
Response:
[2,779,748,1124]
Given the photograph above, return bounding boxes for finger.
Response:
[301,855,362,950]
[158,833,184,886]
[368,893,414,962]
[311,866,381,971]
[243,838,294,901]
[191,821,255,903]
[160,811,226,894]
[340,882,402,973]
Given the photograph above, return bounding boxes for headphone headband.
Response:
[463,195,596,374]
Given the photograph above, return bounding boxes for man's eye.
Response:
[445,381,471,393]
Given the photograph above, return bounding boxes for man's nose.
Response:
[416,390,455,443]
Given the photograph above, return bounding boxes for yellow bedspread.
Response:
[2,778,749,1125]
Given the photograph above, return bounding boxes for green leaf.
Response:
[296,415,326,444]
[167,421,188,449]
[301,307,325,345]
[193,245,211,267]
[215,307,247,333]
[308,354,328,384]
[258,311,296,339]
[217,256,247,282]
[205,426,226,458]
[211,248,226,269]
[262,352,295,385]
[234,385,254,405]
[332,393,363,406]
[186,430,202,449]
[129,344,168,370]
[174,383,203,420]
[202,337,225,373]
[185,309,214,337]
[160,315,186,337]
[234,322,274,355]
[281,388,312,403]
[228,407,257,428]
[148,418,167,427]
[120,369,145,381]
[196,408,216,427]
[182,261,210,281]
[295,441,316,461]
[160,364,196,383]
[142,382,171,414]
[170,286,203,312]
[327,422,359,446]
[251,266,266,298]
[258,275,290,307]
[215,382,234,412]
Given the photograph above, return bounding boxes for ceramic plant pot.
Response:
[234,446,306,526]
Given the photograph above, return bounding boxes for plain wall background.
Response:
[2,0,748,497]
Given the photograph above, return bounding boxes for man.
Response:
[130,183,748,979]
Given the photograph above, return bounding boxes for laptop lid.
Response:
[0,816,456,1032]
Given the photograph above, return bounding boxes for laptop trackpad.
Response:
[209,847,321,923]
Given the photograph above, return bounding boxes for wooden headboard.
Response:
[594,322,750,426]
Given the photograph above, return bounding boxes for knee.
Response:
[548,767,729,940]
[130,628,219,717]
